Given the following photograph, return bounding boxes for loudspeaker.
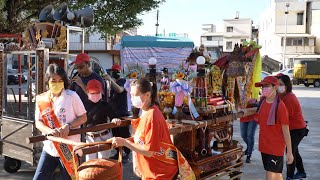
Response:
[53,2,71,23]
[67,7,94,27]
[39,4,55,23]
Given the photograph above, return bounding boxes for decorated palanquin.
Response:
[22,22,67,51]
[160,42,261,179]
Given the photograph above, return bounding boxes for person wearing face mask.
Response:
[103,64,131,161]
[110,78,195,180]
[84,79,119,160]
[33,64,87,180]
[256,76,294,180]
[275,74,308,180]
[70,53,106,103]
[243,76,294,180]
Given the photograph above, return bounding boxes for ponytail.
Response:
[150,82,159,106]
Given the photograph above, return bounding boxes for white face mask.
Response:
[277,86,286,94]
[131,96,144,108]
[88,93,102,103]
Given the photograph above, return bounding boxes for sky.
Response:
[137,0,271,45]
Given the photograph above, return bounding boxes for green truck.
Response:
[293,59,320,87]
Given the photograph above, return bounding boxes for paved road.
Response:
[0,85,319,179]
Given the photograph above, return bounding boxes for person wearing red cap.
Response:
[84,79,118,160]
[243,76,293,180]
[256,76,293,180]
[70,53,106,104]
[104,64,131,161]
[276,74,308,180]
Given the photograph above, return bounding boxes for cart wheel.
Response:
[3,157,21,173]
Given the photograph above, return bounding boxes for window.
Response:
[304,38,309,46]
[227,27,233,32]
[80,33,90,43]
[309,38,315,46]
[292,39,303,46]
[226,41,232,49]
[207,36,212,41]
[241,39,246,42]
[297,13,303,25]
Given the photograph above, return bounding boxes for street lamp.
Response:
[148,57,157,84]
[195,56,207,107]
[282,2,290,70]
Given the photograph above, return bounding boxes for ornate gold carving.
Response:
[54,26,67,51]
[42,30,49,38]
[36,31,41,42]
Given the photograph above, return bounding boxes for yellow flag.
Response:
[252,50,262,100]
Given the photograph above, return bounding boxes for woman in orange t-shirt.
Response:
[110,78,179,180]
[276,74,308,180]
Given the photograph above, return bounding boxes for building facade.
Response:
[259,0,320,69]
[69,29,137,71]
[201,15,253,59]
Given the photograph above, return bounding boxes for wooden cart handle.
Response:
[26,119,131,144]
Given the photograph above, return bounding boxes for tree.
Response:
[0,0,65,34]
[73,0,164,36]
[0,0,164,36]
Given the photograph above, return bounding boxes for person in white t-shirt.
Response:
[33,64,87,180]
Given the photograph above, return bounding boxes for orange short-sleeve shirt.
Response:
[258,100,289,156]
[133,105,178,180]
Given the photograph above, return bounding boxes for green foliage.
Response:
[0,0,164,36]
[72,0,164,36]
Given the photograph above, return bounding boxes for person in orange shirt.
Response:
[276,74,308,180]
[110,78,195,180]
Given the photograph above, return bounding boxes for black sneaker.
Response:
[244,149,248,156]
[246,155,251,163]
[293,172,307,179]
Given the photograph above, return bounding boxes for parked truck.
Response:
[293,59,320,87]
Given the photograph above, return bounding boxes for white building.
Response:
[69,29,137,70]
[259,0,320,69]
[201,14,253,55]
[223,18,252,52]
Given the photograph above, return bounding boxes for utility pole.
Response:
[283,3,289,70]
[155,10,159,36]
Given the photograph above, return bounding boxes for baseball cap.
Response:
[111,64,122,71]
[86,79,102,93]
[274,73,284,77]
[72,53,90,64]
[161,67,168,73]
[255,76,279,87]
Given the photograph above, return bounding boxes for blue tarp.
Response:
[121,36,194,48]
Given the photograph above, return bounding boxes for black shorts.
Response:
[261,153,283,173]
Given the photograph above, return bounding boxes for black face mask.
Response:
[112,71,120,79]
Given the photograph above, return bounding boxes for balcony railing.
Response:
[69,42,107,51]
